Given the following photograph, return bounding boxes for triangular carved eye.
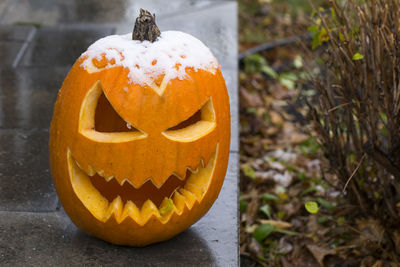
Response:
[162,98,216,142]
[79,81,147,142]
[95,92,138,132]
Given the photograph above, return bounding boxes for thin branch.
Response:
[328,102,353,113]
[343,154,366,193]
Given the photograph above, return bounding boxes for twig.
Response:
[343,153,366,193]
[328,102,353,113]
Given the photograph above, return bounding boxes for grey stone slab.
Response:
[0,0,72,26]
[1,0,218,26]
[0,152,238,266]
[158,2,238,70]
[20,25,114,67]
[0,67,69,128]
[0,25,35,41]
[0,41,24,66]
[70,0,217,24]
[111,0,227,34]
[0,128,58,211]
[0,211,216,266]
[0,0,12,21]
[222,68,239,153]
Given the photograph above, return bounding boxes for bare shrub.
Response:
[307,0,400,231]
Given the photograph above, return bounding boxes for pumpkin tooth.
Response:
[120,178,135,187]
[200,158,205,168]
[184,183,203,200]
[171,172,185,181]
[97,169,106,178]
[121,200,140,222]
[187,149,217,190]
[87,165,96,176]
[172,191,186,214]
[75,160,83,171]
[117,178,127,186]
[68,151,109,221]
[103,196,123,222]
[141,200,161,223]
[105,175,114,182]
[178,188,196,209]
[202,156,212,169]
[145,177,163,189]
[186,167,207,188]
[187,165,199,174]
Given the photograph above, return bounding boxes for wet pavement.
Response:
[0,0,238,266]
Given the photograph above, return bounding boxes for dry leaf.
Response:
[240,87,263,107]
[246,188,261,226]
[278,236,293,254]
[270,110,283,125]
[371,260,382,267]
[356,218,385,243]
[248,237,264,258]
[289,132,309,144]
[306,244,336,267]
[258,219,292,229]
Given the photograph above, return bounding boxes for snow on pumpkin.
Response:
[80,31,219,95]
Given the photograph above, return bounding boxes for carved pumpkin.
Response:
[49,10,230,246]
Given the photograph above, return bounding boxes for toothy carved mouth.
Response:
[67,147,218,225]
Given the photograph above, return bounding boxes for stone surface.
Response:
[0,129,58,211]
[0,25,36,67]
[0,0,238,265]
[0,67,69,128]
[0,153,238,266]
[158,2,238,70]
[0,0,12,21]
[0,0,218,26]
[222,68,239,152]
[0,25,34,41]
[20,25,114,67]
[0,41,24,66]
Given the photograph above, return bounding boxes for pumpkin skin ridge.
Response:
[49,53,230,246]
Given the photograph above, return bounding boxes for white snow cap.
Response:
[80,31,219,87]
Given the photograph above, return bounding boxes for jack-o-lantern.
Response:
[49,10,230,246]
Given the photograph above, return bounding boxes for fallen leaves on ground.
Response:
[238,37,398,267]
[239,0,400,266]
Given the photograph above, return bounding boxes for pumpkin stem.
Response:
[132,9,160,42]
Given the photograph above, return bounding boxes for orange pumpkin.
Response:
[49,10,230,246]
